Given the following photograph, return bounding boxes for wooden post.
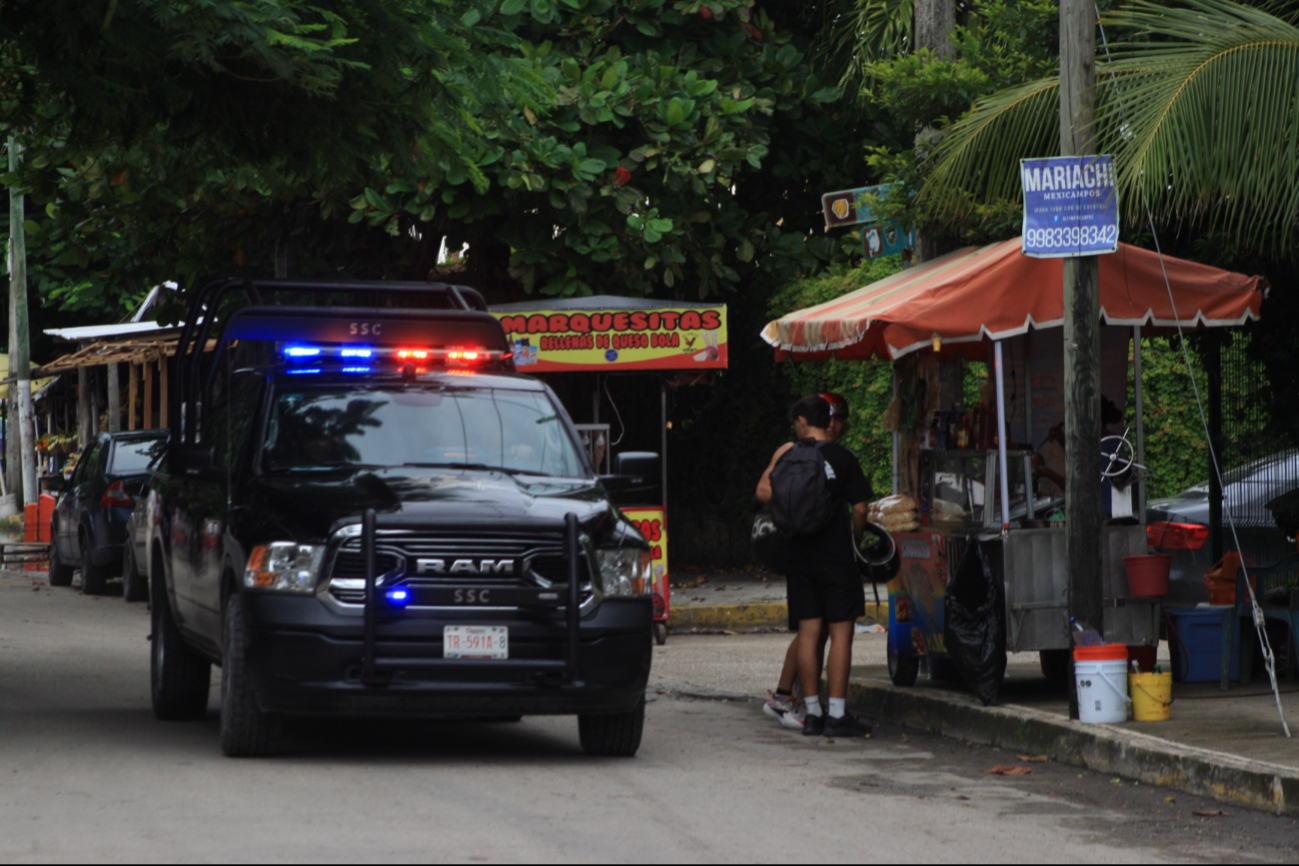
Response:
[90,366,101,434]
[8,134,36,506]
[914,0,956,263]
[128,363,138,431]
[107,363,121,432]
[159,356,169,434]
[77,367,92,447]
[1062,0,1103,717]
[143,360,154,429]
[1207,335,1223,563]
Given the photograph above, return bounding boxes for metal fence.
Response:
[1212,333,1299,561]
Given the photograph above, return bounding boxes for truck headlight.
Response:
[596,548,652,597]
[245,543,324,593]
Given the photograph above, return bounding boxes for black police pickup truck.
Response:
[147,280,653,757]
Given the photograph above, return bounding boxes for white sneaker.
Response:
[780,701,808,730]
[763,690,796,723]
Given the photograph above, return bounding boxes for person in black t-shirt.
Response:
[757,392,850,729]
[757,395,874,738]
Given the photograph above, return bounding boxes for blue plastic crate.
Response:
[1165,606,1241,683]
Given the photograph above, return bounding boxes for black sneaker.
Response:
[802,713,826,736]
[823,712,873,738]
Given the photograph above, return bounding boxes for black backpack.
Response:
[769,440,839,536]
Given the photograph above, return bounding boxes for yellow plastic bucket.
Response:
[1129,672,1173,722]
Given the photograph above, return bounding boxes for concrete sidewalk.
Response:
[848,659,1299,817]
[667,567,887,632]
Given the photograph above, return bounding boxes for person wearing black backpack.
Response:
[756,393,849,730]
[757,395,874,738]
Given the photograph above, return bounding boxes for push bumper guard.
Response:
[358,508,583,687]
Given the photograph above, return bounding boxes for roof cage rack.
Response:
[170,278,495,444]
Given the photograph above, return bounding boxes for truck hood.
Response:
[240,467,621,543]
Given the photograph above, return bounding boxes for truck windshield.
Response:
[262,385,587,478]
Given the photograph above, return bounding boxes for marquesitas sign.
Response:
[492,306,728,373]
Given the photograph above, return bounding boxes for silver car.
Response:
[1146,451,1299,606]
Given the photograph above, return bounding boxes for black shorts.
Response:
[786,559,866,631]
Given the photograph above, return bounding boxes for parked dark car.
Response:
[1146,451,1299,605]
[49,430,167,594]
[122,476,153,602]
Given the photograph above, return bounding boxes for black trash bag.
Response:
[944,537,1007,706]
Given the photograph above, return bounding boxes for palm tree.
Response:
[922,0,1299,257]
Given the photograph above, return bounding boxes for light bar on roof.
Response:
[275,342,512,372]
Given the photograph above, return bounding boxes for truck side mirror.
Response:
[602,452,661,506]
[614,451,660,485]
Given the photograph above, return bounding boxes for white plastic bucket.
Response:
[1074,659,1130,724]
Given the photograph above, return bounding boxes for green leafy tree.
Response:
[349,0,852,300]
[0,0,546,322]
[922,0,1299,258]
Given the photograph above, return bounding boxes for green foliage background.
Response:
[766,253,901,495]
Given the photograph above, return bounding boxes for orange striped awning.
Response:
[762,238,1266,361]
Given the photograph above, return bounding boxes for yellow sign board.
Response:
[492,307,727,373]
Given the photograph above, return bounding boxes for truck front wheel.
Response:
[220,594,281,757]
[151,576,211,720]
[578,696,645,757]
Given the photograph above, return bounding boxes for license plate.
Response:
[443,625,508,659]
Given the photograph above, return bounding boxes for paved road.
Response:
[2,573,1295,862]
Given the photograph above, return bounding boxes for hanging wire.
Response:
[602,374,626,447]
[1095,8,1291,737]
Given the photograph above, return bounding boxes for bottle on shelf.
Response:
[1069,617,1104,647]
[956,414,972,450]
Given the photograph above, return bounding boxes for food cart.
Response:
[490,296,729,644]
[763,238,1265,686]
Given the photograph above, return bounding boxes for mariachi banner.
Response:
[492,306,727,373]
[621,507,669,617]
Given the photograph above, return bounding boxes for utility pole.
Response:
[7,135,36,507]
[914,0,956,263]
[1061,0,1104,713]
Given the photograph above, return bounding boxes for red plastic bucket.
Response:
[1123,553,1171,597]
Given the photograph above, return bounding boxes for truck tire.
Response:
[48,537,74,587]
[80,531,108,596]
[121,543,147,602]
[151,573,212,720]
[578,696,644,757]
[220,594,281,757]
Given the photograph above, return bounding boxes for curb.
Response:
[669,602,887,633]
[846,677,1299,817]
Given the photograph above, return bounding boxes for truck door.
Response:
[63,440,105,560]
[188,373,264,639]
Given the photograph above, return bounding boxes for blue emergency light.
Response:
[275,340,505,375]
[386,588,409,606]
